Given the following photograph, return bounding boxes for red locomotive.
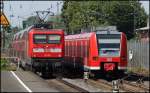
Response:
[11,24,64,77]
[64,30,127,78]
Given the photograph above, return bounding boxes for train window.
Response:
[99,43,120,48]
[99,48,120,57]
[99,43,120,57]
[34,35,47,44]
[48,35,61,44]
[97,34,121,39]
[97,34,121,57]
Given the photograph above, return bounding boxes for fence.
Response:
[127,40,149,74]
[1,48,13,57]
[1,48,20,71]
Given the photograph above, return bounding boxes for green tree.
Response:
[61,1,148,39]
[23,16,40,28]
[102,1,147,39]
[46,14,65,29]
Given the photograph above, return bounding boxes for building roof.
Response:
[136,26,149,31]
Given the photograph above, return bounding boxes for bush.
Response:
[1,58,8,70]
[1,58,17,71]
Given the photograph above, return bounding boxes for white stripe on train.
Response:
[84,66,127,70]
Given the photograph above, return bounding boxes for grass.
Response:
[127,66,149,76]
[1,58,17,71]
[1,58,7,70]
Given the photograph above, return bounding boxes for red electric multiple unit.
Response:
[64,31,127,76]
[11,24,64,76]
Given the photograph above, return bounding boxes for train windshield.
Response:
[48,35,61,44]
[97,34,121,57]
[33,34,61,44]
[34,35,47,43]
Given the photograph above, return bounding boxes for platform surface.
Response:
[1,71,59,92]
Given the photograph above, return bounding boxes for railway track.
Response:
[119,72,149,92]
[35,72,89,92]
[87,79,113,92]
[88,78,149,92]
[56,79,89,92]
[119,79,149,92]
[86,71,149,92]
[17,66,150,92]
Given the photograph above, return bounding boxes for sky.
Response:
[3,1,63,27]
[3,1,149,28]
[140,1,149,14]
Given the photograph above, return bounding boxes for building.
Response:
[135,18,149,42]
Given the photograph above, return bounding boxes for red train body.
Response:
[64,31,127,76]
[11,25,64,76]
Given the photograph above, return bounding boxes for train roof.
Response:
[96,30,121,34]
[13,26,33,40]
[13,25,64,40]
[65,31,123,40]
[65,32,95,40]
[13,23,53,38]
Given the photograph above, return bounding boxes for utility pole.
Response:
[56,2,63,24]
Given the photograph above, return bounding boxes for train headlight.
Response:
[93,56,99,61]
[33,48,44,52]
[50,48,62,52]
